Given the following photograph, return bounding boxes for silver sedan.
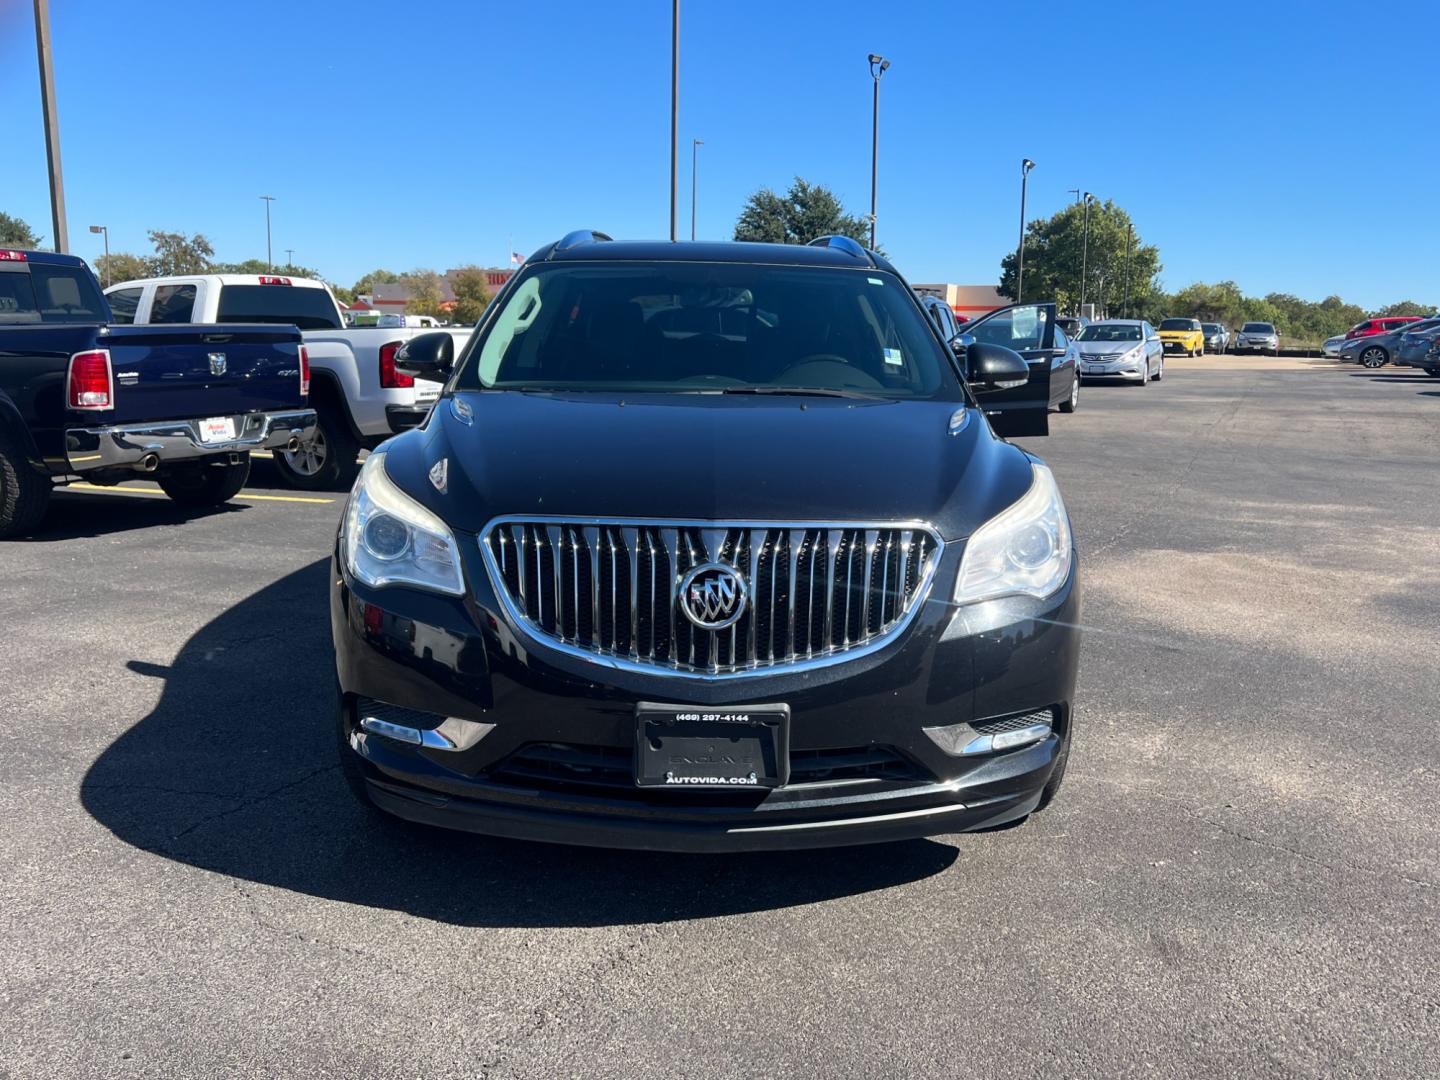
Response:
[1074,320,1165,383]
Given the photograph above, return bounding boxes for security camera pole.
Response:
[1079,192,1095,316]
[1017,159,1035,303]
[33,0,68,253]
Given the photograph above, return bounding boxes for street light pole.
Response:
[285,248,294,267]
[1068,188,1081,204]
[33,0,68,253]
[690,138,703,241]
[868,53,890,250]
[1079,192,1095,316]
[1017,158,1035,303]
[88,225,108,284]
[1122,222,1134,318]
[259,195,275,270]
[669,0,679,242]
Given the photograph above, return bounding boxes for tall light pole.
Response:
[690,138,703,241]
[1016,158,1035,303]
[259,195,275,270]
[1068,188,1081,204]
[88,225,108,284]
[669,0,679,242]
[284,248,294,267]
[1122,221,1134,318]
[1079,192,1095,316]
[868,53,890,250]
[33,0,68,253]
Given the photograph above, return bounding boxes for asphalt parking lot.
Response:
[2,356,1436,1079]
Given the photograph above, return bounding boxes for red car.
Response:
[1345,316,1422,340]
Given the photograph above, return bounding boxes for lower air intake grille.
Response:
[971,709,1055,735]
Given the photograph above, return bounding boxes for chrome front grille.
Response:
[480,518,942,677]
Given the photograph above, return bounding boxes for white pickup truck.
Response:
[105,274,470,489]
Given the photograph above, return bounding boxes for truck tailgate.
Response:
[101,324,305,425]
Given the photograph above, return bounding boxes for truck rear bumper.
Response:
[64,410,317,473]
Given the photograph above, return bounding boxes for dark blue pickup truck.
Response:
[0,248,316,537]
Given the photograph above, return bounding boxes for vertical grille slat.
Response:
[483,520,939,675]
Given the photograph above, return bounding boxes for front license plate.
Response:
[198,417,236,443]
[634,702,789,789]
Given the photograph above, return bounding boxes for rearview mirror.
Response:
[968,342,1030,391]
[395,332,455,380]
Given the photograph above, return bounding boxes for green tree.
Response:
[1374,300,1434,318]
[999,200,1161,317]
[448,265,491,324]
[400,269,445,318]
[733,178,871,247]
[146,230,214,275]
[0,211,40,247]
[94,252,151,285]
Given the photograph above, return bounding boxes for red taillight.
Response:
[67,350,114,410]
[298,345,311,397]
[0,250,28,262]
[379,341,413,388]
[258,275,292,285]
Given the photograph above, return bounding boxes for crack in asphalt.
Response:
[1089,775,1437,890]
[167,764,340,843]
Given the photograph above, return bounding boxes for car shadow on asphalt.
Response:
[21,491,248,542]
[80,558,958,927]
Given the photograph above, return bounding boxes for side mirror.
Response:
[394,332,455,380]
[950,331,976,356]
[968,341,1030,391]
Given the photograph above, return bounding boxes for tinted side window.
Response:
[150,284,197,324]
[1054,325,1068,349]
[107,288,143,324]
[967,306,1045,351]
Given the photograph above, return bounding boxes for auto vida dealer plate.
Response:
[634,703,790,789]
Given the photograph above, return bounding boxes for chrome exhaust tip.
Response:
[286,435,301,452]
[137,453,160,473]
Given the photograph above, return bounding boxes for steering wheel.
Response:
[777,355,886,391]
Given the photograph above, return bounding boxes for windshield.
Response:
[1077,323,1142,342]
[0,264,109,325]
[1201,323,1222,333]
[459,262,959,399]
[1242,323,1275,333]
[216,284,342,330]
[1159,319,1196,331]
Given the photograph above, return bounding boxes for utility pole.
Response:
[669,0,679,242]
[33,0,68,253]
[1017,159,1035,303]
[868,54,890,250]
[690,138,703,241]
[1122,222,1134,318]
[1079,192,1095,316]
[259,196,275,270]
[1068,188,1081,205]
[88,225,108,284]
[284,248,294,267]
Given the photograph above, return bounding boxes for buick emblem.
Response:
[678,563,748,630]
[208,352,227,376]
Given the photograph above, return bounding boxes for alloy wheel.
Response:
[282,429,329,476]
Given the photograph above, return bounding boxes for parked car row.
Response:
[1337,315,1440,371]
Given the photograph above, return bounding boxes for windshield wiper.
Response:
[718,386,885,400]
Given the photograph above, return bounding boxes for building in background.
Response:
[911,283,1008,323]
[372,268,515,315]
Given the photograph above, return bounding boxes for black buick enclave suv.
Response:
[330,232,1080,851]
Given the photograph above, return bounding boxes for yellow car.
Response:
[1158,318,1205,356]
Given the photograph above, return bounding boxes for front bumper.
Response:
[65,409,316,473]
[1080,357,1146,379]
[331,536,1082,851]
[1159,339,1194,353]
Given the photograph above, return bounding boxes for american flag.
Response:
[510,251,523,264]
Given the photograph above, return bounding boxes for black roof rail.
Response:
[554,229,614,252]
[805,234,872,262]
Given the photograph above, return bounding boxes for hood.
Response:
[383,391,1037,542]
[1076,339,1141,354]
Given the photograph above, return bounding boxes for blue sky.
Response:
[2,0,1434,309]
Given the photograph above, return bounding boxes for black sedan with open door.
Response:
[330,233,1080,851]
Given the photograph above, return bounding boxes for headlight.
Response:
[342,452,464,595]
[955,462,1073,605]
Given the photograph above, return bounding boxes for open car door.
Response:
[960,302,1056,438]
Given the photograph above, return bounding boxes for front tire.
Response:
[272,403,361,491]
[0,430,51,539]
[1359,346,1388,369]
[156,458,251,507]
[1058,374,1079,413]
